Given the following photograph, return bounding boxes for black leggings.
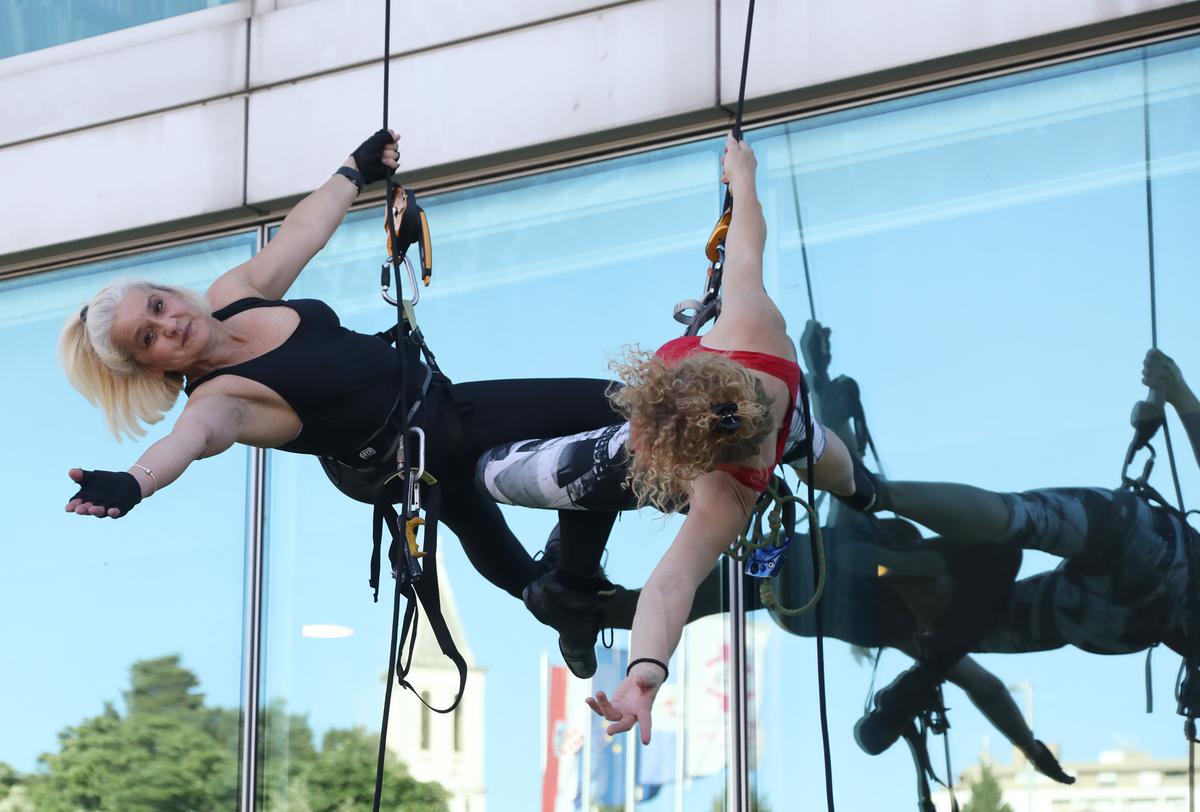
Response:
[429,379,621,599]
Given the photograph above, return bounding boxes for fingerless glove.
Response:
[350,128,397,186]
[71,470,142,518]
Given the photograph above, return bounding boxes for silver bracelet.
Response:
[131,464,158,495]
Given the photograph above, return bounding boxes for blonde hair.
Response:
[57,278,210,440]
[609,346,774,512]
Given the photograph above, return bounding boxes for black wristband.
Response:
[627,657,669,680]
[71,470,142,518]
[334,166,365,192]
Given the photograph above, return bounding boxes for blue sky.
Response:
[1,34,1198,812]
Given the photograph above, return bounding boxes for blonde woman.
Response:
[58,128,630,606]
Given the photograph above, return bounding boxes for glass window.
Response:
[748,34,1200,811]
[0,0,240,59]
[258,140,734,811]
[0,233,257,810]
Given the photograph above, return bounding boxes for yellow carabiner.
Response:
[405,516,427,558]
[705,208,732,262]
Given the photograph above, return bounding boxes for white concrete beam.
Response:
[719,0,1194,106]
[247,0,716,202]
[0,20,248,147]
[249,0,625,87]
[0,99,246,257]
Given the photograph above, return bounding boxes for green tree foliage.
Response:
[0,763,18,799]
[9,655,448,812]
[709,791,774,811]
[304,727,449,812]
[963,764,1014,812]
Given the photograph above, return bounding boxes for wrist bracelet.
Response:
[131,464,157,495]
[627,657,669,680]
[334,166,365,192]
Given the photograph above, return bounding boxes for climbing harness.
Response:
[898,689,960,812]
[351,4,466,810]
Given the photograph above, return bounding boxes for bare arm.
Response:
[587,472,754,742]
[942,656,1036,753]
[67,394,243,517]
[707,135,788,348]
[206,130,399,305]
[942,655,1075,784]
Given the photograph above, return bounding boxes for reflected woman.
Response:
[57,128,624,604]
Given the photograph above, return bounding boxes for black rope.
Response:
[1140,52,1186,515]
[731,0,755,141]
[799,372,836,812]
[373,0,417,807]
[1141,50,1197,812]
[784,125,818,322]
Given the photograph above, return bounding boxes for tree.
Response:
[710,791,774,811]
[0,763,18,800]
[11,655,448,812]
[962,764,1013,812]
[26,704,237,812]
[124,655,205,717]
[304,727,450,812]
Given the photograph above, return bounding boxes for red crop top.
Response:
[654,335,801,492]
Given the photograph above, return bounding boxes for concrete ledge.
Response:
[247,0,715,201]
[0,20,248,147]
[0,99,247,257]
[249,0,625,87]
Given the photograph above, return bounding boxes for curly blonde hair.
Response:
[609,345,774,511]
[58,278,210,440]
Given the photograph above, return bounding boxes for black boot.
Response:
[523,570,616,679]
[853,665,939,755]
[835,454,889,513]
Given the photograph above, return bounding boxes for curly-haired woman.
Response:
[477,134,871,739]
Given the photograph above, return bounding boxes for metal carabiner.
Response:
[381,253,420,308]
[405,426,426,513]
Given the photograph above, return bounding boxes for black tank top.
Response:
[184,297,400,458]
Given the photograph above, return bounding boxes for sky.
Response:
[1,33,1198,812]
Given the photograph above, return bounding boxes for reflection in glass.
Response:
[0,0,240,59]
[749,35,1200,811]
[0,233,256,807]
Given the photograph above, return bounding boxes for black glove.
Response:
[71,470,142,518]
[1029,740,1075,785]
[350,129,397,186]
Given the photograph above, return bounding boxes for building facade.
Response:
[2,2,1199,811]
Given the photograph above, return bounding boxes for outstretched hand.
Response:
[585,673,662,745]
[65,468,141,519]
[1027,739,1075,785]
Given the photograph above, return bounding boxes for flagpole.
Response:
[675,629,686,812]
[624,636,636,812]
[540,651,549,774]
[582,671,593,811]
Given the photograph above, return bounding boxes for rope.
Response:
[373,0,417,807]
[784,125,818,322]
[1141,49,1196,810]
[731,0,755,142]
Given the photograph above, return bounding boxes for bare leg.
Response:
[886,481,1011,543]
[796,428,855,495]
